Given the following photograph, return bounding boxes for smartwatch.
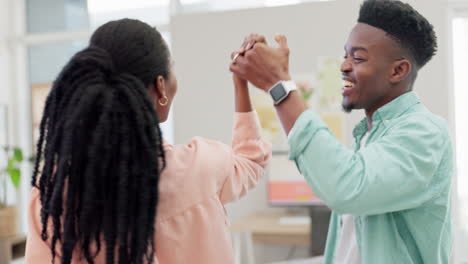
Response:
[268,80,297,105]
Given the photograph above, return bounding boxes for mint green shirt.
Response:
[288,92,453,264]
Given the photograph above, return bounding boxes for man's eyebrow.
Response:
[344,46,368,53]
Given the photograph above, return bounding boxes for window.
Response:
[26,0,89,33]
[29,41,88,144]
[453,15,468,264]
[87,0,170,29]
[174,0,334,14]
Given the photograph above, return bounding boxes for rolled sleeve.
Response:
[285,109,449,215]
[219,111,272,204]
[232,111,263,145]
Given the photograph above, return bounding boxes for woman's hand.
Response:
[230,33,267,113]
[233,74,248,90]
[231,33,267,65]
[230,34,291,92]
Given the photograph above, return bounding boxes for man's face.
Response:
[341,23,400,113]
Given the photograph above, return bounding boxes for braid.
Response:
[31,19,169,264]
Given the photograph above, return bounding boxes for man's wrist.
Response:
[264,73,292,91]
[273,91,308,135]
[268,79,297,106]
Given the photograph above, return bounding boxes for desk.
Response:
[0,234,27,264]
[230,211,311,264]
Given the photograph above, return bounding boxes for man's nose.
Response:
[340,59,352,73]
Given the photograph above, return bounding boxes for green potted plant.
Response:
[0,147,25,237]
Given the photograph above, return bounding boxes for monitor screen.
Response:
[268,155,324,206]
[267,112,345,206]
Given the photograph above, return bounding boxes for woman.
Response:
[25,19,271,264]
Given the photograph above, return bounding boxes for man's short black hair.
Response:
[358,0,437,68]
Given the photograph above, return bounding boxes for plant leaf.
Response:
[7,158,15,170]
[13,148,23,162]
[7,167,20,189]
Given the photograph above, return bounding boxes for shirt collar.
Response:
[352,91,420,138]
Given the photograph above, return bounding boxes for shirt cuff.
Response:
[232,111,262,144]
[288,109,328,160]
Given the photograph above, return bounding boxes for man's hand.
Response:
[232,33,267,61]
[230,34,291,92]
[231,34,265,113]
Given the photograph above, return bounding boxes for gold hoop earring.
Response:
[158,95,168,106]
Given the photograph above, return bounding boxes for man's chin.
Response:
[342,98,354,113]
[342,104,354,113]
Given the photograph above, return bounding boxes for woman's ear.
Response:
[148,76,166,105]
[389,59,412,84]
[155,75,167,99]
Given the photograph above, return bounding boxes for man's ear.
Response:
[389,59,412,84]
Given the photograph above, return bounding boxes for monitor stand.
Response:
[309,205,331,256]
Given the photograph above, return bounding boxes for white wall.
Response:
[407,0,452,121]
[0,0,18,207]
[0,0,13,110]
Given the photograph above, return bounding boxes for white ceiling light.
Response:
[87,0,169,14]
[264,0,301,7]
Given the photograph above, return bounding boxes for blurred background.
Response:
[0,0,467,263]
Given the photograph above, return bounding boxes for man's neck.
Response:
[365,89,410,130]
[366,114,373,131]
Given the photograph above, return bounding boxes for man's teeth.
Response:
[342,80,355,88]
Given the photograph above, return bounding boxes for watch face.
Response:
[270,83,287,101]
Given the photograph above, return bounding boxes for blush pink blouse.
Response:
[26,111,272,264]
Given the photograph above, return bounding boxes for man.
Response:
[230,0,453,263]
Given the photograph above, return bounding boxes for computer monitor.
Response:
[267,153,332,256]
[268,154,324,206]
[265,111,344,256]
[267,111,344,206]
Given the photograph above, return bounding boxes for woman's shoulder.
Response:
[165,136,231,163]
